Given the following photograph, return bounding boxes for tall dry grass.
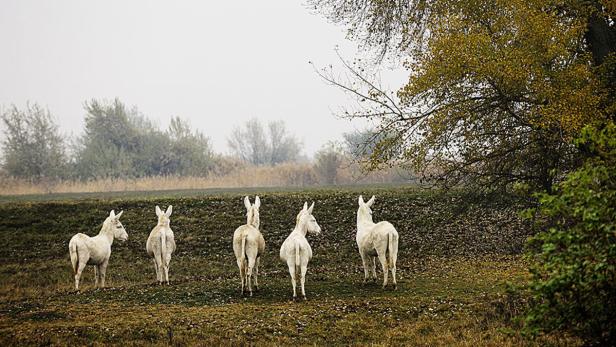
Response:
[0,162,411,196]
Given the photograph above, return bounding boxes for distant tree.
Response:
[162,116,214,176]
[0,104,67,181]
[74,99,142,178]
[127,112,169,177]
[74,99,215,178]
[313,142,346,184]
[228,118,269,165]
[228,118,302,165]
[343,128,385,161]
[268,120,302,165]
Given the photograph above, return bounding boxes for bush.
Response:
[523,123,616,344]
[1,104,67,181]
[313,143,345,184]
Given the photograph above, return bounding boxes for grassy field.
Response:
[0,187,579,345]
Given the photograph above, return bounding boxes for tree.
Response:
[268,120,303,165]
[313,142,346,184]
[311,0,615,65]
[74,99,215,178]
[162,116,214,176]
[311,2,616,343]
[343,128,392,161]
[523,122,616,344]
[311,0,615,192]
[228,118,302,165]
[74,98,144,178]
[1,104,67,181]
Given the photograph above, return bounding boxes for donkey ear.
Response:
[307,202,315,214]
[254,196,261,209]
[358,195,365,206]
[244,196,251,210]
[156,206,162,217]
[110,210,116,218]
[116,210,123,219]
[302,201,308,211]
[366,195,375,207]
[165,205,173,217]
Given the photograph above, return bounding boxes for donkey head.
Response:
[155,205,173,227]
[107,210,128,241]
[357,195,375,223]
[297,201,321,235]
[244,196,261,229]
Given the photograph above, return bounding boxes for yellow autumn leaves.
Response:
[400,0,607,139]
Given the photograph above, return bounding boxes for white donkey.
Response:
[356,195,399,289]
[232,196,265,296]
[280,202,321,300]
[146,205,176,285]
[68,210,128,290]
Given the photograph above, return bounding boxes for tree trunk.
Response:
[586,11,616,66]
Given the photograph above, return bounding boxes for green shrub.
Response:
[523,123,616,344]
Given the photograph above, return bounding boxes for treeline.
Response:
[1,100,215,181]
[0,99,407,186]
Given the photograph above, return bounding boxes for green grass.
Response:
[0,187,579,345]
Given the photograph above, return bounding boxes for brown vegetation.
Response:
[0,163,410,196]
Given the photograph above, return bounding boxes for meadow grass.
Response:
[0,187,579,345]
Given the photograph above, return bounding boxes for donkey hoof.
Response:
[302,296,307,301]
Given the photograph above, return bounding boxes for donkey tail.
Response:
[294,241,300,267]
[160,230,168,265]
[240,234,247,268]
[69,241,79,274]
[387,230,398,270]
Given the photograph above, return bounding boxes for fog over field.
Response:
[0,0,404,155]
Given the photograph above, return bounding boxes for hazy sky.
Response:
[0,0,405,156]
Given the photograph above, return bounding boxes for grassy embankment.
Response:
[0,187,579,345]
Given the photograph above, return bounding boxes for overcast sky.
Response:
[0,0,405,156]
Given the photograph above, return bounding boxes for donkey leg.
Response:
[99,259,109,288]
[288,264,297,299]
[154,252,163,284]
[253,257,260,291]
[378,253,389,288]
[94,265,100,287]
[360,252,370,284]
[247,256,256,297]
[300,264,308,300]
[75,261,87,291]
[152,258,160,283]
[237,259,245,295]
[391,263,397,290]
[163,265,169,285]
[389,256,398,290]
[164,257,170,285]
[371,257,378,281]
